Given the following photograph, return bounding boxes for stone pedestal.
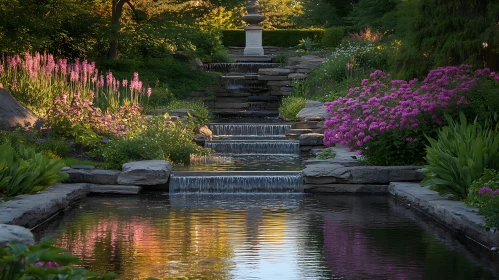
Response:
[244,25,264,56]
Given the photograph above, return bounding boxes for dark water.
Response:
[34,194,498,280]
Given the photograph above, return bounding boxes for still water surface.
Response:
[35,194,498,280]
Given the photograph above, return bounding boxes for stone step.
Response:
[247,95,279,101]
[212,110,279,117]
[214,102,250,109]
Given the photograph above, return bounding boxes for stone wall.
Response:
[257,55,325,97]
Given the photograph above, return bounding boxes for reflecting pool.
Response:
[34,194,498,280]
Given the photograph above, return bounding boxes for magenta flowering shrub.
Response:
[324,65,482,152]
[0,52,152,113]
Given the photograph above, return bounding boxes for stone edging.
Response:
[389,182,499,249]
[0,183,141,246]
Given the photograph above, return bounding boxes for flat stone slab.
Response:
[304,100,323,108]
[88,184,142,194]
[288,73,307,79]
[65,169,120,185]
[117,160,172,186]
[305,184,388,193]
[389,182,499,248]
[292,121,320,129]
[0,224,34,247]
[296,106,329,121]
[0,183,89,228]
[258,75,288,81]
[258,68,291,75]
[303,164,423,184]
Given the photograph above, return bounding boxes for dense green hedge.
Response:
[221,30,325,47]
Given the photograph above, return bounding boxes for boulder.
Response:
[296,105,329,121]
[0,89,38,130]
[117,160,172,186]
[303,164,351,180]
[65,169,120,185]
[288,73,307,80]
[258,68,291,75]
[0,224,34,247]
[299,133,324,146]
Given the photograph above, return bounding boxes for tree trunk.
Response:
[108,0,125,60]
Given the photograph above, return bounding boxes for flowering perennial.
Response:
[323,65,493,152]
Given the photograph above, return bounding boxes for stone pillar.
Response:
[244,25,264,56]
[242,0,265,56]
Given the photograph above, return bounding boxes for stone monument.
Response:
[242,0,265,56]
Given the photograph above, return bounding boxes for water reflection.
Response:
[34,195,498,280]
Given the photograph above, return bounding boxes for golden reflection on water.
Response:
[55,207,292,279]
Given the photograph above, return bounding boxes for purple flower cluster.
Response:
[478,187,499,197]
[323,65,487,151]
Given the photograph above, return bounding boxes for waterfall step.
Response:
[205,140,300,155]
[208,123,291,136]
[204,62,280,73]
[211,110,279,117]
[170,171,303,193]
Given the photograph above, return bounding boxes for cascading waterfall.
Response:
[208,124,291,137]
[206,140,299,155]
[170,173,303,193]
[204,62,280,73]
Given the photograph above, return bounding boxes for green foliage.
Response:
[462,78,499,125]
[466,169,499,231]
[102,116,209,169]
[96,57,217,103]
[321,26,345,48]
[317,148,336,160]
[346,0,399,31]
[165,100,211,120]
[296,37,318,53]
[421,114,499,199]
[0,130,72,159]
[221,30,325,47]
[362,130,428,166]
[278,96,307,121]
[102,137,165,170]
[0,143,68,197]
[0,240,116,280]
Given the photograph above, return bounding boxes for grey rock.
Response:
[292,121,320,129]
[286,129,312,136]
[169,109,196,117]
[349,166,423,184]
[69,165,95,170]
[296,106,329,121]
[299,133,324,146]
[304,184,388,193]
[303,164,351,180]
[0,224,34,247]
[267,80,292,86]
[304,100,323,108]
[0,184,89,228]
[117,160,172,186]
[88,184,142,195]
[288,73,307,80]
[258,75,289,81]
[65,169,120,185]
[258,68,291,75]
[0,89,39,130]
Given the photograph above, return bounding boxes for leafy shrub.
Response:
[421,114,499,199]
[362,130,428,166]
[322,26,345,48]
[102,116,209,169]
[165,100,211,120]
[0,240,116,279]
[221,30,325,47]
[0,143,68,197]
[102,136,165,170]
[0,130,72,159]
[466,169,499,231]
[279,97,307,121]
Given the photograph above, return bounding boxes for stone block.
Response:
[88,184,142,195]
[299,133,324,146]
[292,121,320,129]
[258,68,291,75]
[258,75,288,81]
[267,80,292,86]
[117,160,172,186]
[0,224,34,247]
[65,169,120,185]
[288,73,307,80]
[349,166,423,184]
[296,105,329,121]
[286,129,312,136]
[304,184,388,193]
[304,100,323,108]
